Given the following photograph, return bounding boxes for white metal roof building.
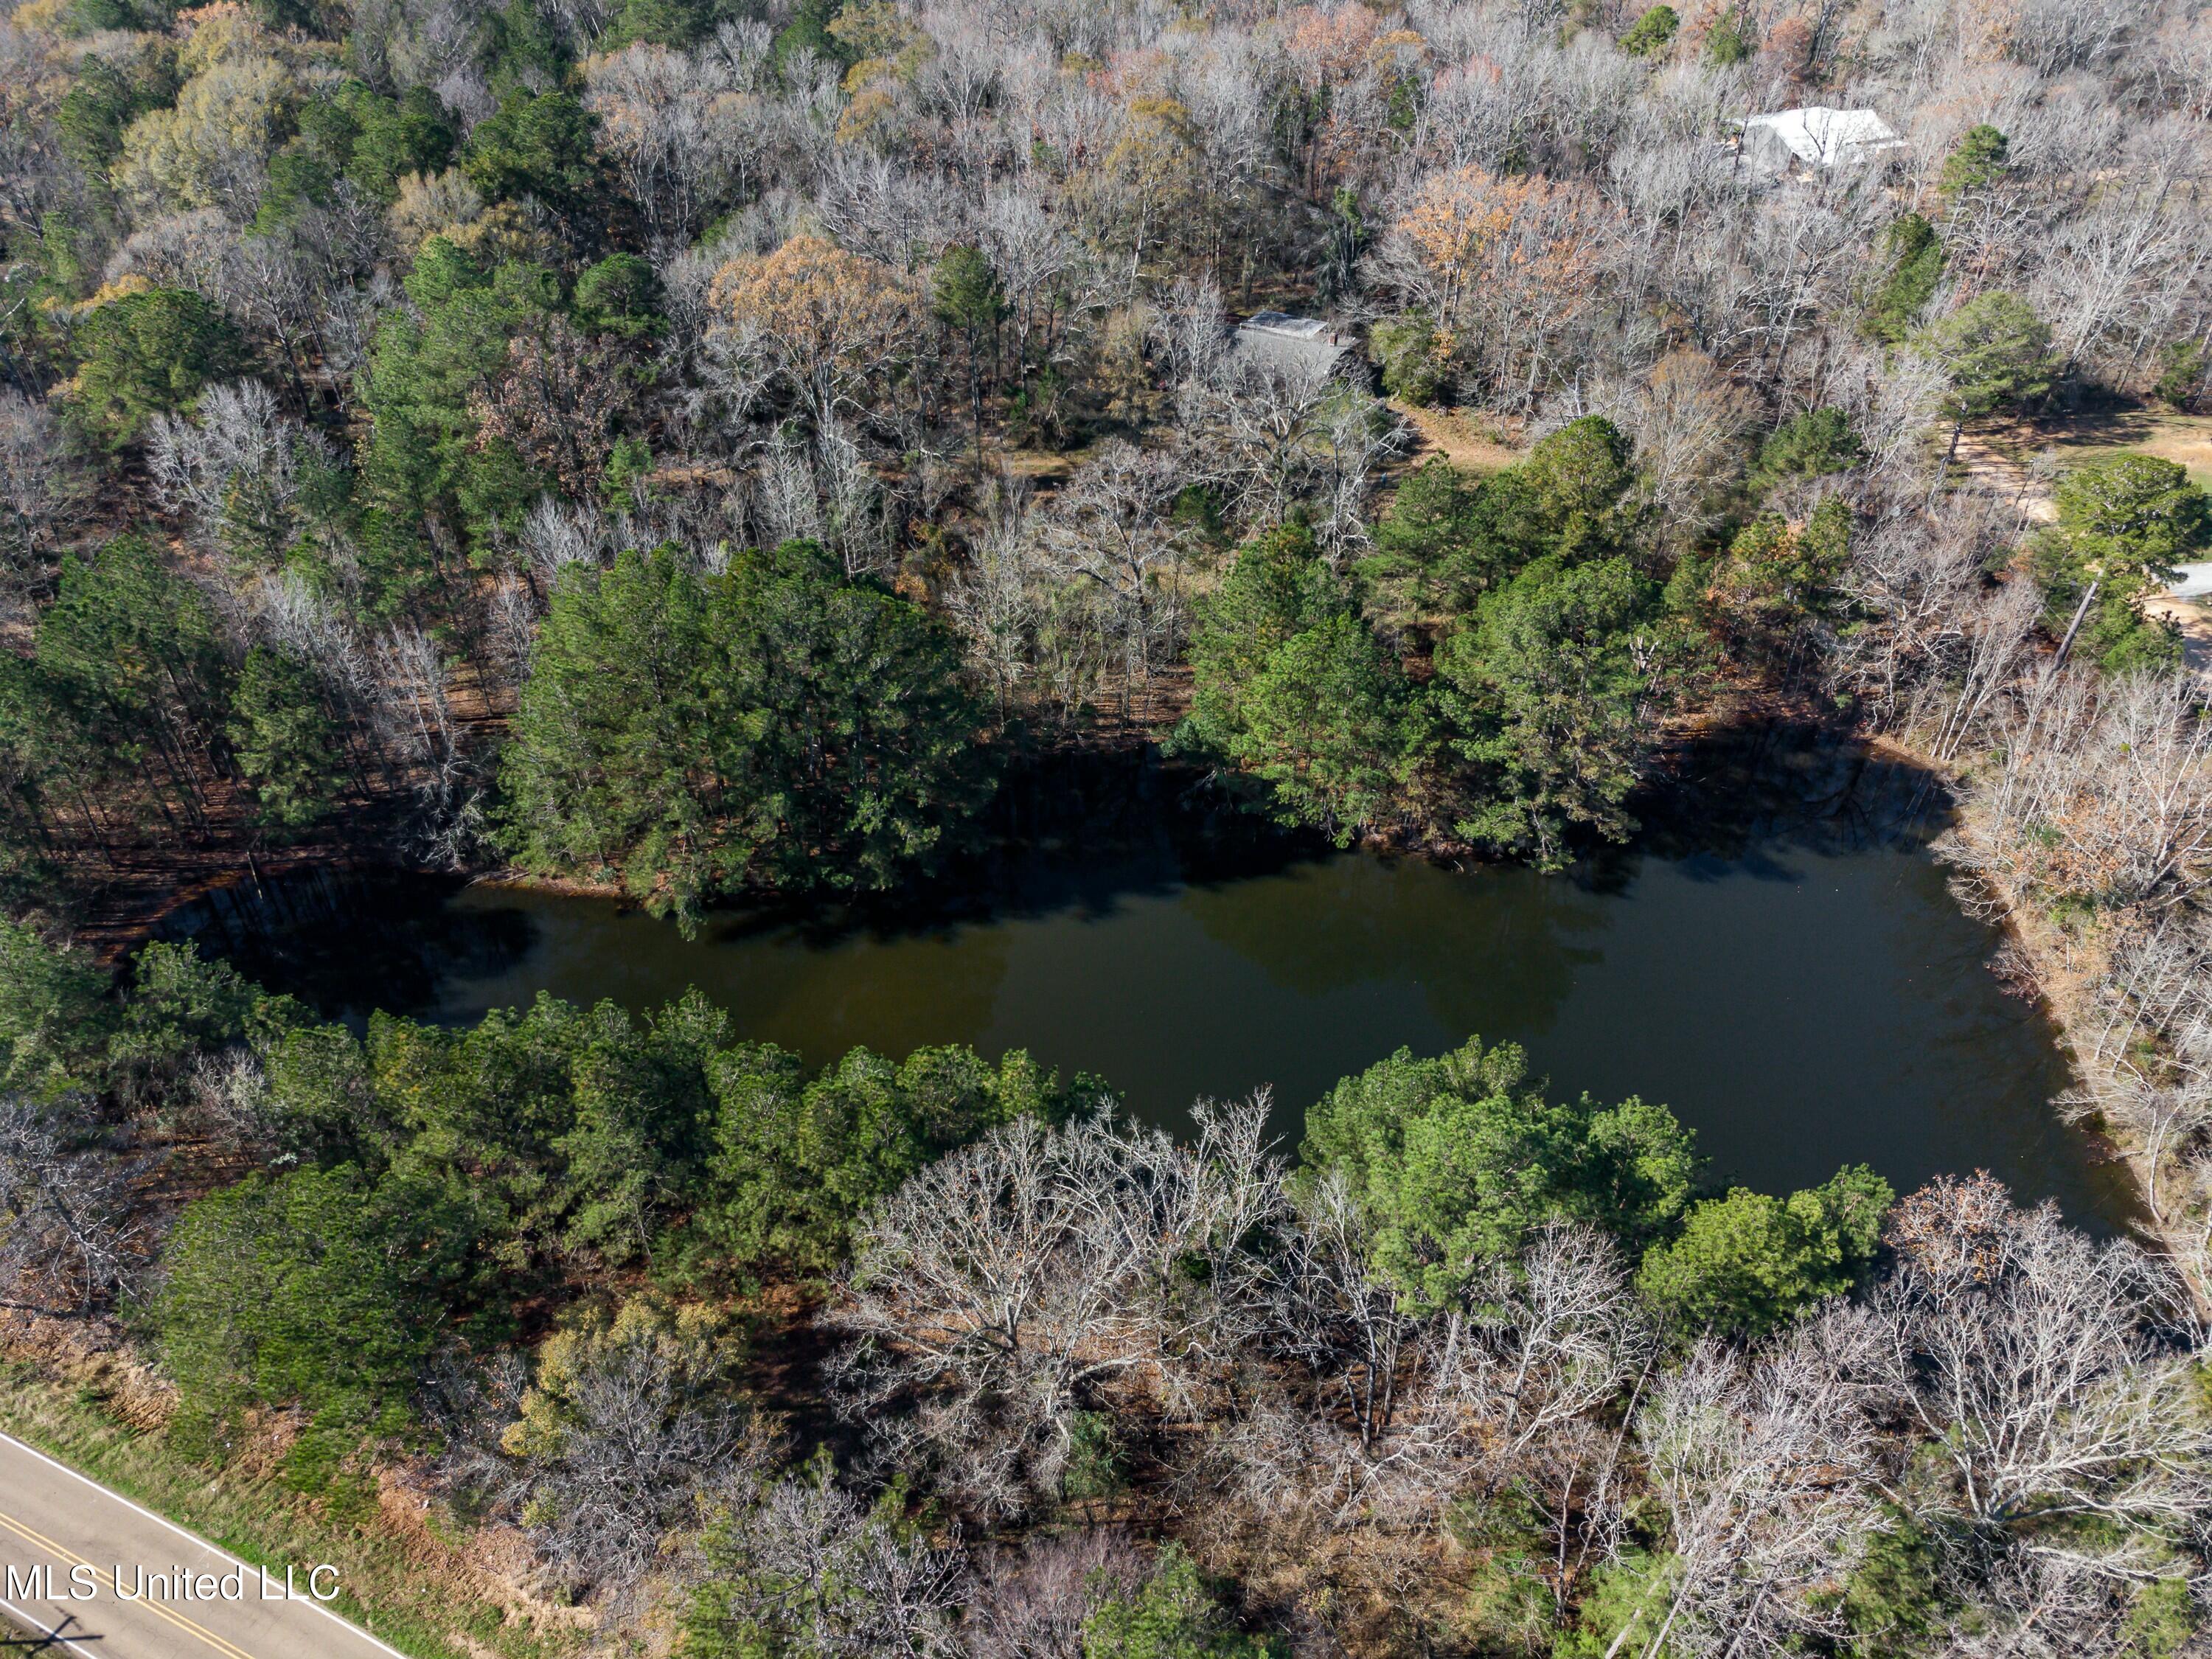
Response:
[1230,311,1354,377]
[1742,108,1909,174]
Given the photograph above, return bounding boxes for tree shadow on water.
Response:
[157,867,530,1023]
[158,725,1956,1048]
[1630,720,1954,872]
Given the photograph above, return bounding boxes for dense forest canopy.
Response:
[4,0,2212,1651]
[3,0,2210,914]
[2,925,2207,1657]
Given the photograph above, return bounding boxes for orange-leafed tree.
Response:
[1384,165,1615,409]
[708,234,922,428]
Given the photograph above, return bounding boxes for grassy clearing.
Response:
[0,1358,578,1659]
[1991,408,2212,490]
[1392,402,1522,473]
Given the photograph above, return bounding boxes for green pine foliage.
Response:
[1368,314,1450,406]
[352,990,728,1271]
[108,940,262,1100]
[2031,452,2210,673]
[1704,7,1751,63]
[1431,554,1658,869]
[286,80,455,209]
[597,0,720,51]
[1619,4,1679,57]
[683,1455,945,1658]
[933,243,1006,452]
[772,0,851,66]
[243,987,1079,1290]
[1364,423,1635,619]
[1708,495,1854,663]
[483,0,566,87]
[2154,339,2207,411]
[1357,456,1510,622]
[1553,1551,1680,1659]
[358,238,560,594]
[1862,214,1944,344]
[572,251,665,340]
[1230,613,1424,843]
[1832,1509,1950,1656]
[501,540,994,926]
[228,647,343,837]
[462,89,603,221]
[2121,1577,2199,1659]
[1920,291,2056,430]
[21,538,232,825]
[1938,124,2010,200]
[0,916,114,1096]
[1635,1164,1893,1334]
[55,50,177,182]
[931,243,1006,335]
[1080,1546,1281,1659]
[1178,524,1425,844]
[69,288,242,446]
[1194,420,1667,868]
[1298,1035,1698,1310]
[150,1162,488,1447]
[1750,408,1862,493]
[698,1043,1105,1273]
[1517,416,1641,562]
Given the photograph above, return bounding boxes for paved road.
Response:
[0,1432,411,1659]
[2166,561,2212,601]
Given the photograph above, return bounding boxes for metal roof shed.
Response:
[1742,107,1908,174]
[1231,311,1354,377]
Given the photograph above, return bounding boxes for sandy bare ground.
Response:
[1953,419,2212,671]
[1389,401,1521,472]
[1950,431,2059,522]
[2145,594,2212,670]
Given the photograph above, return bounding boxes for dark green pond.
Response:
[175,736,2138,1226]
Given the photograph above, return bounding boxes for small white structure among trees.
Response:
[1228,312,1355,378]
[1741,108,1909,175]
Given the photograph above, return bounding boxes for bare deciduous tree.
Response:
[585,41,765,255]
[962,1529,1145,1659]
[1627,1310,1889,1659]
[1033,441,1194,717]
[1829,493,2042,757]
[1944,669,2212,911]
[944,481,1046,722]
[0,1096,150,1317]
[1876,1175,2212,1551]
[374,625,481,866]
[830,1100,1275,1518]
[148,380,333,563]
[687,1466,968,1659]
[0,391,83,589]
[444,1303,773,1599]
[1624,349,1756,545]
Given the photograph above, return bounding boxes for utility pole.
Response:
[2053,579,2100,669]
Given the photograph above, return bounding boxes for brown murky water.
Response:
[179,742,2135,1226]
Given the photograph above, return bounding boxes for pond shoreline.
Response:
[144,716,2138,1231]
[115,708,1907,954]
[96,712,2160,1238]
[1871,726,2181,1273]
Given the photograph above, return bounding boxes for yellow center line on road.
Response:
[0,1505,263,1659]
